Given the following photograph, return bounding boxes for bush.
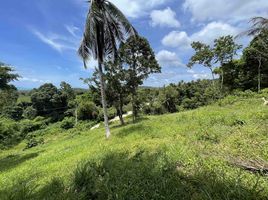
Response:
[20,120,47,136]
[2,105,23,121]
[0,118,20,148]
[61,117,75,130]
[23,106,37,120]
[77,102,99,121]
[97,107,117,121]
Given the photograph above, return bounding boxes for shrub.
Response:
[2,105,23,121]
[23,106,37,120]
[97,107,117,121]
[60,117,75,130]
[77,102,99,121]
[0,118,20,148]
[20,120,47,136]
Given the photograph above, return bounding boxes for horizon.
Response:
[1,0,267,88]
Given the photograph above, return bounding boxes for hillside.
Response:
[0,91,268,200]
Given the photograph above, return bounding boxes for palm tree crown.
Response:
[78,0,137,66]
[240,17,268,37]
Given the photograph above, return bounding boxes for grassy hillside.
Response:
[0,91,268,199]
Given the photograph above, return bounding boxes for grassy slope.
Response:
[0,92,268,199]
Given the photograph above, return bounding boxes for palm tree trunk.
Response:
[98,61,111,138]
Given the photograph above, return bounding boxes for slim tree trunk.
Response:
[209,67,215,86]
[258,56,262,93]
[98,61,111,139]
[119,95,125,125]
[221,70,224,90]
[132,92,136,123]
[118,108,124,125]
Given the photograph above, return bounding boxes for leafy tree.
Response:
[0,62,19,90]
[78,0,137,138]
[119,36,161,121]
[214,35,242,89]
[60,82,75,101]
[104,61,128,125]
[243,30,268,91]
[0,63,20,112]
[159,85,179,113]
[31,83,68,121]
[188,42,215,83]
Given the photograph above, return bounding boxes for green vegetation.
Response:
[78,0,137,138]
[0,90,268,199]
[1,9,268,199]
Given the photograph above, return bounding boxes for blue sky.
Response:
[1,0,268,89]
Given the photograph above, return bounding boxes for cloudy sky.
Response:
[1,0,267,89]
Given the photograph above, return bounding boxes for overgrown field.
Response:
[0,91,268,200]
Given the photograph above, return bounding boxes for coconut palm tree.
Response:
[244,17,268,36]
[78,0,137,138]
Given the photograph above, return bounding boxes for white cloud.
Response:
[193,73,210,79]
[31,29,78,53]
[20,77,51,83]
[77,0,168,18]
[183,0,268,23]
[162,31,191,48]
[191,22,240,44]
[162,22,240,48]
[150,7,180,28]
[156,50,184,67]
[75,0,170,18]
[65,25,80,38]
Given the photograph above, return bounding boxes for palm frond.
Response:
[78,0,138,65]
[104,1,137,37]
[237,17,268,38]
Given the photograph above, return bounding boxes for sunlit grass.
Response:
[0,91,268,199]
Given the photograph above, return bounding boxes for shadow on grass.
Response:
[1,150,266,200]
[0,152,40,172]
[111,116,150,130]
[116,124,146,137]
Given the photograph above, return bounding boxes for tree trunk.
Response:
[98,61,111,139]
[119,95,125,125]
[258,56,262,93]
[221,69,224,90]
[132,92,136,123]
[118,108,124,125]
[209,67,215,86]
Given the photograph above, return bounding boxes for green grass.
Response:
[0,91,268,199]
[17,94,31,103]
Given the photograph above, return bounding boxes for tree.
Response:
[31,83,68,121]
[188,42,215,84]
[104,61,128,125]
[60,82,75,101]
[0,63,20,112]
[243,30,268,91]
[159,85,179,113]
[119,36,161,122]
[214,35,242,89]
[242,17,268,36]
[0,62,19,90]
[78,0,137,138]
